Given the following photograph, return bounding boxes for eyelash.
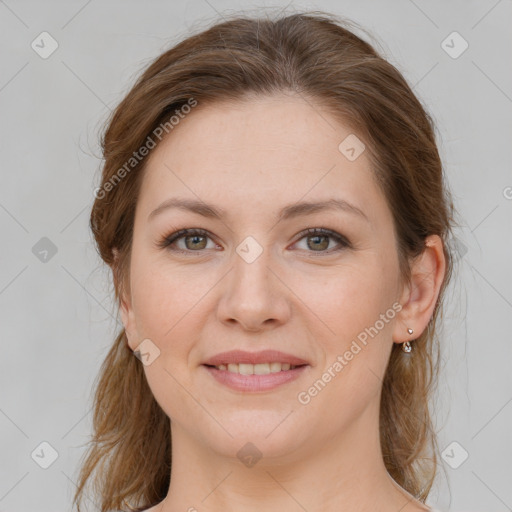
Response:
[156,227,351,256]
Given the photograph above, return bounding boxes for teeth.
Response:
[214,362,297,374]
[238,363,253,375]
[270,362,281,373]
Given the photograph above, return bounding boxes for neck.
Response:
[158,400,428,512]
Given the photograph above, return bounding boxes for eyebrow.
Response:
[148,197,369,223]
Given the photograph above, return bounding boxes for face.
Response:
[120,93,406,462]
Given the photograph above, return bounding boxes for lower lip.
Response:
[202,365,309,392]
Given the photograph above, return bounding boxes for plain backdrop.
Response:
[0,1,511,511]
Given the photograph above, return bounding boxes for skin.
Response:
[118,92,446,512]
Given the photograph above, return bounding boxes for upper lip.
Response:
[202,350,310,366]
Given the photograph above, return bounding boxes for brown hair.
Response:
[74,9,454,511]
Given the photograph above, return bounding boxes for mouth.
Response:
[202,349,310,367]
[203,362,306,374]
[201,349,311,392]
[201,361,310,392]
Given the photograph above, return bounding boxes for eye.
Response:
[157,228,219,253]
[292,227,350,254]
[157,227,350,255]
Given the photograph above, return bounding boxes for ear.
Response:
[119,290,139,352]
[392,234,446,343]
[112,247,138,351]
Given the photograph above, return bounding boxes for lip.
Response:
[202,349,310,366]
[203,364,309,392]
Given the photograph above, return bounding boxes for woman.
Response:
[74,11,453,512]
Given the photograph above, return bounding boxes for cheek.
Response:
[129,263,210,421]
[289,258,398,346]
[290,257,399,413]
[293,271,396,431]
[130,256,210,340]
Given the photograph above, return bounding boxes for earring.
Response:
[402,328,414,353]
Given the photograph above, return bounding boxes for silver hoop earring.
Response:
[402,328,414,353]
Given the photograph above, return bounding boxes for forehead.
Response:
[137,94,388,225]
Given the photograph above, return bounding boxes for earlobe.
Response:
[119,293,138,351]
[393,235,446,344]
[118,281,139,351]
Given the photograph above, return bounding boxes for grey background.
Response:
[0,1,511,511]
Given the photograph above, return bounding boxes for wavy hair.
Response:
[73,10,454,511]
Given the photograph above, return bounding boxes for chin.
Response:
[196,409,311,463]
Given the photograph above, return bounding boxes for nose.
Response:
[216,243,291,332]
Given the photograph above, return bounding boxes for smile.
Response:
[202,363,309,392]
[210,362,301,374]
